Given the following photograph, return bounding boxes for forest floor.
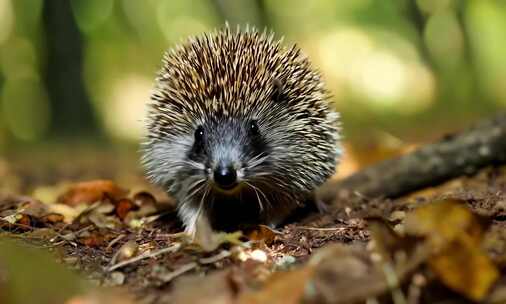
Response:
[1,146,506,304]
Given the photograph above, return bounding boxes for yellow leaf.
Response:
[404,200,498,301]
[429,237,499,301]
[404,200,478,249]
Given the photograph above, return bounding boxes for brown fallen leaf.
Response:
[115,198,138,220]
[16,213,33,227]
[132,191,156,207]
[80,233,106,248]
[304,244,391,304]
[238,267,314,304]
[18,199,50,218]
[65,290,135,304]
[58,180,127,206]
[404,200,499,301]
[247,225,277,245]
[171,270,241,304]
[41,213,65,224]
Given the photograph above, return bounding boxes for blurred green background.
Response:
[0,0,505,188]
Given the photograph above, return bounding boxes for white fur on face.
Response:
[143,135,210,234]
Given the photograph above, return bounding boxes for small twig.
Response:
[107,243,181,272]
[156,232,188,239]
[107,236,130,267]
[199,250,231,264]
[159,262,198,283]
[106,234,126,251]
[49,225,92,244]
[295,226,346,232]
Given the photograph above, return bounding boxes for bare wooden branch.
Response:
[317,114,506,203]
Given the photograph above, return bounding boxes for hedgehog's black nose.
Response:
[213,166,238,190]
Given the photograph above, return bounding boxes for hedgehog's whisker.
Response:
[186,180,207,202]
[243,181,264,212]
[194,184,210,228]
[254,184,273,209]
[187,177,207,194]
[253,177,298,205]
[179,177,207,211]
[244,180,272,209]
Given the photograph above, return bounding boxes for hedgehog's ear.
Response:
[272,78,285,103]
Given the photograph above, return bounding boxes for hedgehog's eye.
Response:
[194,126,205,143]
[249,120,259,136]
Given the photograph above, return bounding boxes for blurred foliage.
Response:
[0,239,87,304]
[0,0,505,151]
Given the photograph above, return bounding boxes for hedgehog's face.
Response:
[188,117,269,194]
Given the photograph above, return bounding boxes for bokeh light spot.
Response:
[316,27,435,113]
[103,75,152,141]
[0,0,14,45]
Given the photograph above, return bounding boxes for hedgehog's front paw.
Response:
[185,213,213,241]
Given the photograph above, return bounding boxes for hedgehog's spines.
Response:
[143,25,341,231]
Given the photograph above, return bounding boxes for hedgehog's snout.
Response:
[206,124,248,192]
[213,164,238,190]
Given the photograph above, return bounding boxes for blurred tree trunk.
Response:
[42,0,100,137]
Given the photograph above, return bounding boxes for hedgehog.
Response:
[142,26,341,236]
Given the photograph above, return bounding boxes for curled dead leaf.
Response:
[17,213,33,227]
[18,200,49,218]
[115,199,138,220]
[247,225,277,245]
[58,180,127,206]
[80,233,105,248]
[132,191,156,207]
[41,213,65,224]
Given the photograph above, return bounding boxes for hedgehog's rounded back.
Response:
[143,27,341,234]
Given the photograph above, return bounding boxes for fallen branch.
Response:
[318,113,506,203]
